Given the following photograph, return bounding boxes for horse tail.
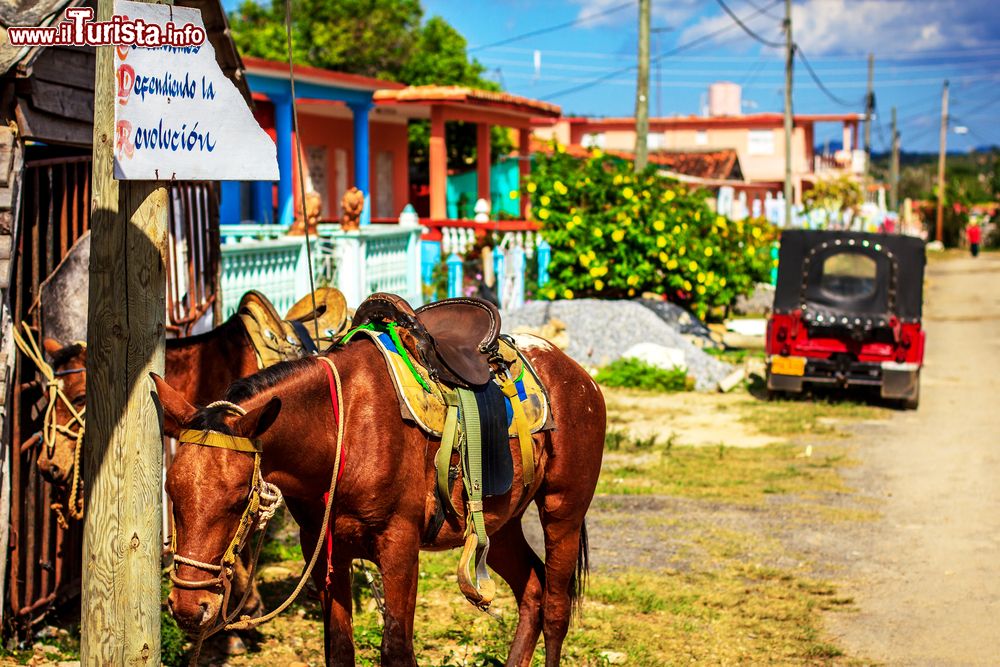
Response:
[569,519,590,617]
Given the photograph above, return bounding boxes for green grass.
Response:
[739,397,887,437]
[704,347,766,365]
[595,358,693,392]
[599,429,852,500]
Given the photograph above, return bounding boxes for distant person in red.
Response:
[967,223,982,257]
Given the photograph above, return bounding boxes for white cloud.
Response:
[676,0,998,56]
[572,0,704,28]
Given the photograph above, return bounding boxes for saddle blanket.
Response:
[351,329,551,438]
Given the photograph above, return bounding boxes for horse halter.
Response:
[169,402,284,603]
[11,323,88,525]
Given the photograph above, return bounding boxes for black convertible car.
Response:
[766,230,926,409]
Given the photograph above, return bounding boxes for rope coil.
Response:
[10,323,87,526]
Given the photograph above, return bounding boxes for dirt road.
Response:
[827,253,1000,665]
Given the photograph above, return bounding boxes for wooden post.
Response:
[633,0,650,173]
[864,53,874,177]
[476,123,491,206]
[783,0,794,225]
[935,80,949,243]
[518,127,530,219]
[890,106,900,212]
[82,0,167,662]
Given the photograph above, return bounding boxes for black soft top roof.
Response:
[774,230,926,322]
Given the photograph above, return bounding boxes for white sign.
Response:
[112,0,278,181]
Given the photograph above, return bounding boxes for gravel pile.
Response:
[503,299,733,391]
[637,299,720,349]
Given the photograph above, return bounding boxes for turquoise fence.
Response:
[219,223,422,316]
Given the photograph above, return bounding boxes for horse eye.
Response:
[72,396,87,407]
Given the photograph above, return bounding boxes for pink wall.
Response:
[283,111,410,221]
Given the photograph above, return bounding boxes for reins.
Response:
[11,323,87,526]
[178,356,345,665]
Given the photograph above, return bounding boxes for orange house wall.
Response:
[295,113,409,220]
[370,121,409,218]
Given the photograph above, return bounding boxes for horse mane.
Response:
[49,342,85,367]
[188,356,316,433]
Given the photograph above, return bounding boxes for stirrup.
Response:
[456,532,496,610]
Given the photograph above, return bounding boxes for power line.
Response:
[544,0,782,99]
[468,1,634,53]
[483,44,1000,63]
[795,47,860,107]
[714,0,784,48]
[948,116,997,147]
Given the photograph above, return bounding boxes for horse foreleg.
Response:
[486,520,546,667]
[537,507,586,667]
[316,555,356,666]
[373,529,420,666]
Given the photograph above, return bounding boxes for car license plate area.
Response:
[771,356,806,376]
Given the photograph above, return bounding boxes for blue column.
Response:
[537,240,551,286]
[493,246,506,309]
[273,95,294,227]
[349,101,372,225]
[220,181,242,225]
[447,253,463,299]
[251,181,273,224]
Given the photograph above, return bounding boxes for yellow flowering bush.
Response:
[526,145,777,317]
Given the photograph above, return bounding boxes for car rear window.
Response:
[820,252,877,300]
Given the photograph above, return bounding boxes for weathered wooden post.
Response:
[82,0,169,661]
[81,1,278,661]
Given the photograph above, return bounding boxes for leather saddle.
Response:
[352,293,501,388]
[238,288,350,369]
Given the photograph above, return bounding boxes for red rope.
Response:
[319,357,344,584]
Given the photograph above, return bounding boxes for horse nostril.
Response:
[49,464,60,476]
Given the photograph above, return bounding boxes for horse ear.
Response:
[151,373,197,438]
[42,338,64,357]
[236,398,281,440]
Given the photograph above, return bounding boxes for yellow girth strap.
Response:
[177,429,259,453]
[497,375,535,487]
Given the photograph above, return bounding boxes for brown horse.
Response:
[155,334,606,666]
[38,314,259,483]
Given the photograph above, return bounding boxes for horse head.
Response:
[36,339,88,486]
[153,374,281,634]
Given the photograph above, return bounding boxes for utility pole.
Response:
[82,0,167,662]
[651,27,672,119]
[783,0,793,226]
[935,79,949,243]
[890,106,900,212]
[634,0,650,173]
[864,53,874,176]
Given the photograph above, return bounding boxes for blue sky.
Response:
[227,0,1000,152]
[423,0,1000,152]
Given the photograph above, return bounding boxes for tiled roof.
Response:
[374,86,560,118]
[530,139,743,181]
[565,112,864,127]
[243,56,405,92]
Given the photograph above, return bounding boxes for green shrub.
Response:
[160,610,187,667]
[595,358,691,392]
[526,143,777,318]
